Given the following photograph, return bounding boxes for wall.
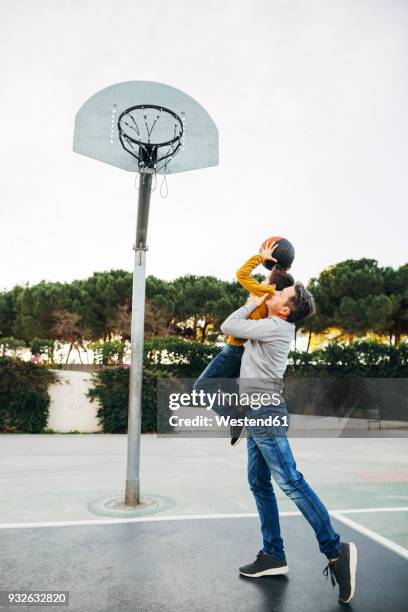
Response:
[47,370,102,433]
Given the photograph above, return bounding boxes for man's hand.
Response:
[246,293,268,308]
[259,242,278,264]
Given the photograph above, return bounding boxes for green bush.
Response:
[286,341,408,420]
[3,338,406,434]
[30,338,58,365]
[86,338,217,434]
[288,340,408,377]
[144,336,218,378]
[87,366,172,434]
[87,338,408,433]
[89,339,126,365]
[144,338,408,380]
[0,337,26,357]
[0,357,58,432]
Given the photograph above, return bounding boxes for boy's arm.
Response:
[220,301,278,341]
[236,253,276,297]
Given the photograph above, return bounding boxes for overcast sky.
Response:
[1,0,407,292]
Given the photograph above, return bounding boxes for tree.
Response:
[301,259,408,345]
[171,275,234,342]
[383,264,408,345]
[50,309,91,364]
[1,259,406,350]
[107,299,173,340]
[77,270,132,341]
[0,286,24,338]
[12,281,66,341]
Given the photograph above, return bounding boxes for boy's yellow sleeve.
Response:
[236,255,276,297]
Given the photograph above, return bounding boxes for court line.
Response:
[0,512,264,529]
[337,506,408,514]
[0,506,407,530]
[331,511,408,561]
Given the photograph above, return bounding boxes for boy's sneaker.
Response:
[323,542,357,603]
[239,550,289,577]
[230,423,245,446]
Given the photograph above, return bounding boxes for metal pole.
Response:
[124,171,152,506]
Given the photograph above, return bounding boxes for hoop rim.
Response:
[117,104,184,148]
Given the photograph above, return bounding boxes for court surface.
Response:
[1,434,407,611]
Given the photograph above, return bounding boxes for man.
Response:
[194,246,294,444]
[220,285,357,605]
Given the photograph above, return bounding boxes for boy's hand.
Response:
[259,243,278,264]
[246,293,268,307]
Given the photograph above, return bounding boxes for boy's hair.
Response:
[269,267,295,291]
[286,282,316,324]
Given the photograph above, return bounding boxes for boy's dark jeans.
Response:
[193,344,244,417]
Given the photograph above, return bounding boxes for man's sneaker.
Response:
[239,550,288,577]
[323,542,357,603]
[230,422,246,446]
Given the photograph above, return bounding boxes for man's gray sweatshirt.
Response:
[220,302,295,398]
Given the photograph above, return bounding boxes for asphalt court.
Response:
[1,512,407,612]
[1,435,407,611]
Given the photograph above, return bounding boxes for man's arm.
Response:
[236,249,277,297]
[220,301,279,341]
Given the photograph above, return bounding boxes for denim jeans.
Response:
[193,344,244,417]
[247,406,341,561]
[195,343,244,380]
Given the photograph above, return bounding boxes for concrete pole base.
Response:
[88,494,158,518]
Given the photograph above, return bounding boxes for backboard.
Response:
[73,81,219,175]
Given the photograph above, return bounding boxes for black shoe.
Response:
[230,422,245,446]
[323,542,357,604]
[239,550,289,577]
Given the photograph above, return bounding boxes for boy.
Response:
[194,245,294,444]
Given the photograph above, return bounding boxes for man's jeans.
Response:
[193,344,244,417]
[247,405,341,561]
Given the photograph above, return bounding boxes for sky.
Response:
[1,0,407,292]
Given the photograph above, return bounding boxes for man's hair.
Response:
[268,267,295,291]
[286,282,316,324]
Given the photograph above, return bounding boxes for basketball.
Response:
[260,236,295,270]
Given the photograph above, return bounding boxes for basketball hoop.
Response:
[118,104,184,195]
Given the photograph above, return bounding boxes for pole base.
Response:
[88,495,157,518]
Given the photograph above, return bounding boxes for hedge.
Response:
[146,337,408,379]
[287,340,408,377]
[0,357,58,433]
[86,366,174,434]
[87,339,408,433]
[285,341,408,421]
[85,337,218,434]
[144,337,408,379]
[144,337,218,377]
[1,339,407,433]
